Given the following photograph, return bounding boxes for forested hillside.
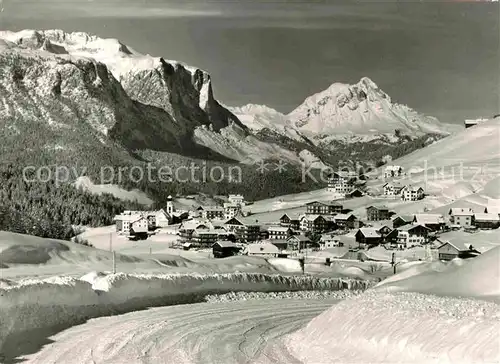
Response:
[0,164,144,240]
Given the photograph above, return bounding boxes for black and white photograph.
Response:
[0,0,499,363]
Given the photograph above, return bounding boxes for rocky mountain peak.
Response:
[286,77,454,136]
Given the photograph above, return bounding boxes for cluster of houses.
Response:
[113,196,177,239]
[448,207,500,230]
[197,194,246,220]
[326,171,365,198]
[354,209,446,250]
[354,205,500,261]
[175,199,364,258]
[112,189,500,262]
[113,196,195,239]
[382,182,424,201]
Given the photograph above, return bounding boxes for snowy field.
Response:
[19,299,338,364]
[1,247,497,364]
[245,118,500,224]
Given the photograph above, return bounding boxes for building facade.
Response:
[366,206,391,221]
[473,213,500,229]
[448,208,474,228]
[223,202,242,220]
[396,225,430,248]
[279,213,301,230]
[300,215,329,234]
[334,213,359,230]
[268,226,293,240]
[401,186,425,201]
[327,172,356,197]
[305,201,343,216]
[383,182,405,199]
[224,217,261,242]
[200,206,225,220]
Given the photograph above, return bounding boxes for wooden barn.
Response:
[212,241,241,258]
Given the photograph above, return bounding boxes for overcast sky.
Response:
[1,0,498,123]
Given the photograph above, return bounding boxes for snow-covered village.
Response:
[0,1,499,363]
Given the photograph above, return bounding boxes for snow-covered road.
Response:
[23,299,338,364]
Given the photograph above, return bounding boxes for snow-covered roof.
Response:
[180,219,214,230]
[202,206,224,212]
[437,240,477,252]
[383,182,405,188]
[192,229,218,236]
[268,226,291,232]
[414,214,445,225]
[384,165,402,171]
[247,242,280,254]
[449,208,474,216]
[398,224,430,232]
[223,202,240,208]
[484,206,500,215]
[225,216,260,226]
[280,212,302,220]
[357,228,381,238]
[402,185,424,192]
[114,214,144,222]
[392,215,413,222]
[287,235,311,242]
[473,213,500,222]
[334,213,355,221]
[213,241,238,248]
[367,205,389,211]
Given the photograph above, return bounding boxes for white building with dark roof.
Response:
[401,185,424,201]
[448,208,474,227]
[383,182,405,198]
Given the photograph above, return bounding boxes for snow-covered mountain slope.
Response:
[0,29,244,132]
[0,29,327,167]
[288,77,459,137]
[368,117,500,209]
[286,248,500,363]
[228,104,305,141]
[193,123,315,165]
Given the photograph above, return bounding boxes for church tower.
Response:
[166,195,174,215]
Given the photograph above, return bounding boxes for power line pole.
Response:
[109,232,112,252]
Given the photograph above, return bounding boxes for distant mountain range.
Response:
[230,77,460,143]
[0,29,462,202]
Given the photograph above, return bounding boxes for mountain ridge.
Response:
[231,77,460,141]
[0,28,465,206]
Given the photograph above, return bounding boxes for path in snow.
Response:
[22,299,338,364]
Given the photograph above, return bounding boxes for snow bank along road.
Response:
[22,298,338,364]
[0,272,369,362]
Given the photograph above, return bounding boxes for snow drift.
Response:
[0,272,370,361]
[286,291,500,364]
[285,247,500,363]
[375,246,500,300]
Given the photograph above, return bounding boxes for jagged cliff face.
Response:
[0,30,254,164]
[1,29,244,132]
[0,29,458,174]
[0,38,213,160]
[0,29,325,167]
